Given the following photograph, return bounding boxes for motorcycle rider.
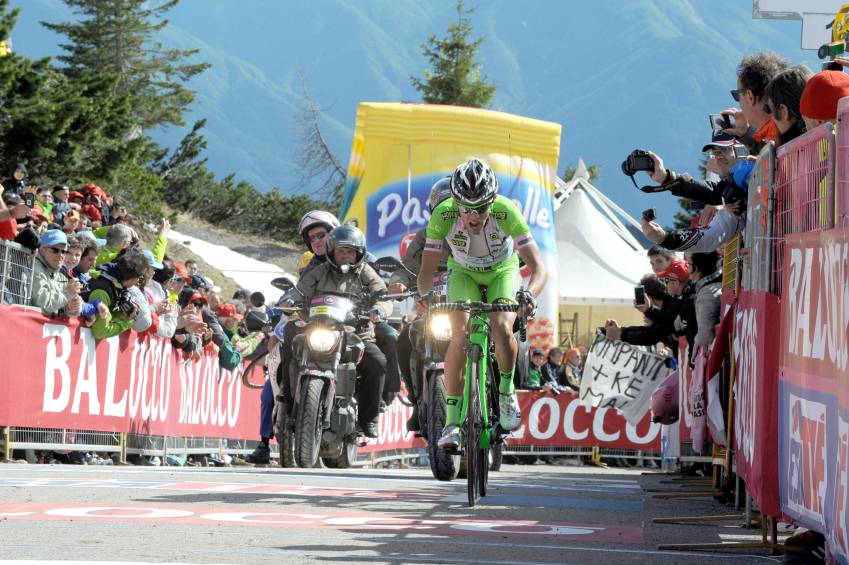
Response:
[278,211,340,412]
[296,225,392,438]
[387,177,453,432]
[417,158,548,449]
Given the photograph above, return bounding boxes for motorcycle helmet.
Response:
[428,176,452,212]
[450,158,498,207]
[298,210,340,248]
[326,225,366,273]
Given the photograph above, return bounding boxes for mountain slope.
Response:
[9,0,820,221]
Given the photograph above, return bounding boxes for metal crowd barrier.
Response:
[0,239,35,306]
[837,97,849,226]
[771,122,836,295]
[743,142,776,292]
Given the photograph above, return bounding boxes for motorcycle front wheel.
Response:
[294,378,325,468]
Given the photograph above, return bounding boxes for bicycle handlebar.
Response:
[429,301,521,313]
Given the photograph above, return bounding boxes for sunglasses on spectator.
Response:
[45,246,68,255]
[730,88,750,102]
[459,204,491,215]
[307,231,328,243]
[191,301,205,308]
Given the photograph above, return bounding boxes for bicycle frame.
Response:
[460,311,492,450]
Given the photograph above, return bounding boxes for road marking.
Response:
[0,477,443,502]
[0,502,644,543]
[441,492,643,512]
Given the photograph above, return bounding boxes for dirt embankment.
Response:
[135,212,306,301]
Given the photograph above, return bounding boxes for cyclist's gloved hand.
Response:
[517,290,537,318]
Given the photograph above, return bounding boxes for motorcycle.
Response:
[284,280,410,469]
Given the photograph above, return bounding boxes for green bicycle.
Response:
[430,296,527,507]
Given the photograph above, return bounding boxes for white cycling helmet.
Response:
[298,210,340,247]
[450,158,498,207]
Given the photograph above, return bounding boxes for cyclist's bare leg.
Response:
[490,310,522,430]
[438,309,470,447]
[490,311,518,389]
[444,310,469,397]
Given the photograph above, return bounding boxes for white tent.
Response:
[554,160,651,306]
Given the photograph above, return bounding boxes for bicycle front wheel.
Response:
[466,345,482,507]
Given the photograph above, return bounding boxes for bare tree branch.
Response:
[294,71,345,204]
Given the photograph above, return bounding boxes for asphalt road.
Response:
[0,462,785,564]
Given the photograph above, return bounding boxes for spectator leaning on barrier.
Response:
[723,52,790,153]
[63,235,82,273]
[31,229,82,317]
[762,65,812,146]
[681,252,722,349]
[604,270,683,348]
[563,347,583,391]
[799,69,849,130]
[83,247,149,340]
[641,160,754,253]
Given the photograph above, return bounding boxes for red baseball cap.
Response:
[188,293,207,305]
[216,303,243,320]
[173,263,189,280]
[658,259,691,282]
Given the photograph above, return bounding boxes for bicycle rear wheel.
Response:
[466,345,482,507]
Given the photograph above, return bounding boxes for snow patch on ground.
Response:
[169,229,293,304]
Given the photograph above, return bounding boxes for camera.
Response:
[621,149,655,177]
[115,290,137,318]
[709,113,732,133]
[731,144,749,160]
[23,193,35,207]
[549,384,562,397]
[642,208,656,222]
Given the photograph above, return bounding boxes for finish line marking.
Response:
[0,502,643,543]
[0,477,441,502]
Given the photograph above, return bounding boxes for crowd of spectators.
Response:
[0,174,279,466]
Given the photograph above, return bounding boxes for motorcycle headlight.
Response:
[308,328,340,353]
[429,314,452,341]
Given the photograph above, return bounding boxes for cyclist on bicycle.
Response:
[417,158,548,449]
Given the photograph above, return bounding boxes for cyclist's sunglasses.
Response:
[459,203,491,215]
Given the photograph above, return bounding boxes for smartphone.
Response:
[634,285,646,306]
[642,208,656,222]
[23,193,35,207]
[732,144,750,159]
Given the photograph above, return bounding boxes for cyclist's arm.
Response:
[418,201,452,297]
[417,249,440,297]
[517,241,547,298]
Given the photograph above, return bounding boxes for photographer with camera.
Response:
[83,247,150,339]
[641,159,754,253]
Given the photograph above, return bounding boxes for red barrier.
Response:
[0,305,658,455]
[733,290,782,517]
[0,306,261,439]
[779,230,849,559]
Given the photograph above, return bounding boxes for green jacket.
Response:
[86,268,134,339]
[92,228,167,273]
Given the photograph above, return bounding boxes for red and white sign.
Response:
[0,306,658,455]
[733,290,782,517]
[0,307,260,439]
[511,392,661,451]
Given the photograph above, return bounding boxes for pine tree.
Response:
[411,0,496,108]
[43,0,209,131]
[0,0,139,185]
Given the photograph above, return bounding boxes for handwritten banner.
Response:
[579,333,669,424]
